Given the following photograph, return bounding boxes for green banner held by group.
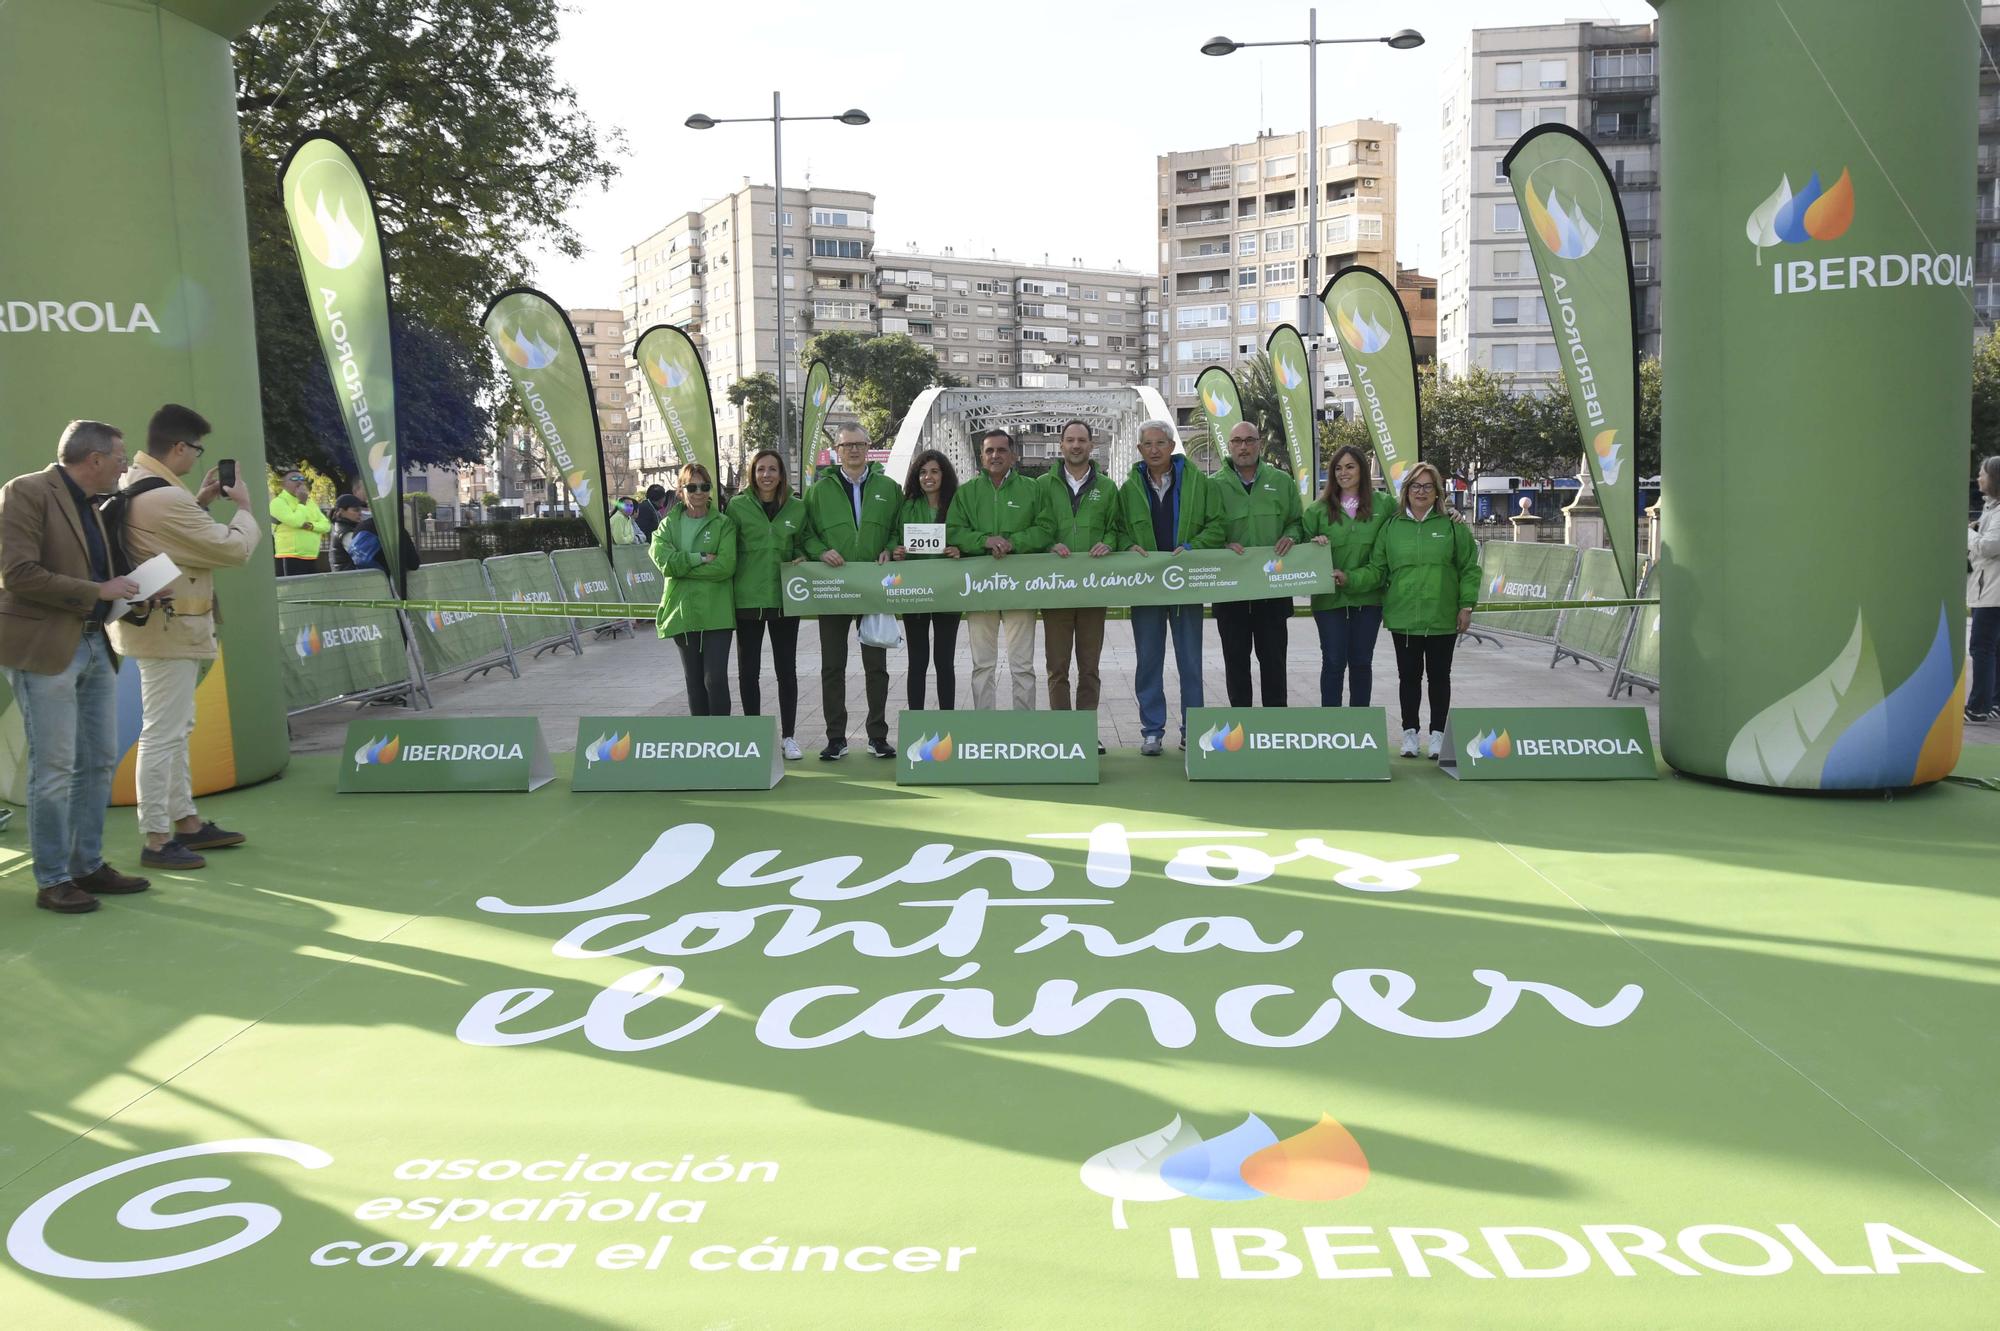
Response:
[1194,366,1243,468]
[1504,125,1641,598]
[634,323,719,483]
[482,288,611,548]
[280,135,403,590]
[1322,266,1420,501]
[782,544,1330,616]
[801,359,834,483]
[1265,324,1316,499]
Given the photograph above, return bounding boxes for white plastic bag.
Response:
[859,612,901,649]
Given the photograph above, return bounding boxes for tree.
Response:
[408,492,438,520]
[235,0,621,477]
[726,373,781,456]
[1972,332,2000,472]
[1419,364,1540,482]
[1234,353,1294,471]
[800,331,960,443]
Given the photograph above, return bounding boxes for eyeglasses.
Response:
[181,440,206,456]
[684,483,712,493]
[1408,482,1437,493]
[285,474,305,483]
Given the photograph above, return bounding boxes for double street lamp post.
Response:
[686,96,869,483]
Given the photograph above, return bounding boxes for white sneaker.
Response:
[782,737,803,761]
[1427,730,1445,760]
[1399,728,1420,757]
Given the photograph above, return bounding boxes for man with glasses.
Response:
[948,429,1051,711]
[802,425,901,759]
[269,469,330,577]
[1213,421,1303,708]
[108,404,260,871]
[1115,420,1224,755]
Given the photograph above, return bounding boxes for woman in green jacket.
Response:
[650,461,738,716]
[1301,444,1393,708]
[728,449,808,757]
[1341,460,1478,759]
[883,448,963,709]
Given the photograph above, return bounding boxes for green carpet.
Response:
[1,751,1995,1327]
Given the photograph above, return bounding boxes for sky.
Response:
[528,0,1659,305]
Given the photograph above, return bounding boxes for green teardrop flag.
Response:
[1322,266,1420,502]
[634,324,719,484]
[280,135,402,590]
[481,288,611,547]
[1194,366,1244,469]
[801,359,834,485]
[1265,323,1316,498]
[1504,124,1640,597]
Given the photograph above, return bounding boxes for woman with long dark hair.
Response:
[727,448,808,758]
[883,448,963,709]
[1301,444,1393,707]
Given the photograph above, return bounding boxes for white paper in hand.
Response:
[110,553,181,623]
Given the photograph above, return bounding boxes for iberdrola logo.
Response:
[811,379,832,409]
[1487,571,1506,598]
[1081,1112,1369,1229]
[424,610,447,632]
[1745,167,1855,261]
[497,326,560,370]
[1465,729,1513,764]
[1262,559,1284,575]
[353,734,401,768]
[1591,428,1624,486]
[1522,157,1606,261]
[1335,297,1392,355]
[1196,721,1245,753]
[1200,386,1233,418]
[648,353,690,391]
[881,573,902,588]
[583,732,632,766]
[367,442,395,500]
[625,570,654,588]
[291,158,369,271]
[565,469,593,508]
[295,626,322,658]
[1274,357,1304,391]
[906,733,954,763]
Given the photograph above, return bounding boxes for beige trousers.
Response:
[136,657,201,836]
[966,609,1037,710]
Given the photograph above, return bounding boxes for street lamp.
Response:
[685,95,870,481]
[1202,12,1422,438]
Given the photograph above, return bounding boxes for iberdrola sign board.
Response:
[897,710,1099,785]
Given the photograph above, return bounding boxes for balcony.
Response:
[1181,242,1233,259]
[1611,170,1658,189]
[1173,214,1231,233]
[1176,174,1232,195]
[1590,73,1657,93]
[1175,278,1231,296]
[1592,123,1657,144]
[1631,263,1657,283]
[1981,204,2000,225]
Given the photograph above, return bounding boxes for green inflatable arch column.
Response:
[1657,0,1974,790]
[0,0,283,803]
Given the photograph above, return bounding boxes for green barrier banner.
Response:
[407,560,512,676]
[782,544,1330,616]
[1323,266,1421,500]
[1625,602,1662,683]
[275,570,410,712]
[550,546,622,632]
[337,717,553,793]
[1440,706,1657,781]
[610,543,663,614]
[281,135,402,591]
[801,359,834,478]
[571,716,782,791]
[897,709,1099,785]
[1472,542,1580,640]
[1184,707,1390,782]
[1265,324,1316,498]
[1504,125,1641,598]
[483,551,573,650]
[483,288,611,547]
[1194,366,1243,465]
[1553,548,1634,664]
[634,323,719,482]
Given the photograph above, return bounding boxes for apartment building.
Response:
[569,307,635,499]
[1978,3,2000,330]
[1156,121,1399,428]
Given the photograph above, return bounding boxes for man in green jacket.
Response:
[1036,420,1121,745]
[1213,421,1303,708]
[947,428,1051,710]
[1117,421,1224,755]
[801,426,902,759]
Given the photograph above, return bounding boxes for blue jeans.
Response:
[1971,607,2000,715]
[1313,605,1383,707]
[3,632,119,887]
[1131,604,1204,741]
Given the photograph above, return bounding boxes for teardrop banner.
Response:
[280,134,403,591]
[800,358,835,484]
[1264,324,1317,498]
[481,288,611,547]
[1321,266,1421,502]
[1503,124,1641,598]
[634,323,720,484]
[1193,365,1245,469]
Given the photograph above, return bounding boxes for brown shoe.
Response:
[36,883,100,914]
[74,863,150,895]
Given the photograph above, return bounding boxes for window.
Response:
[1324,217,1352,245]
[1493,248,1523,279]
[766,210,794,226]
[1536,106,1565,127]
[812,238,865,259]
[950,350,970,364]
[1591,48,1655,83]
[1238,233,1257,256]
[1263,260,1298,284]
[1176,374,1198,396]
[1493,296,1520,325]
[1237,266,1258,288]
[1239,302,1258,325]
[1492,344,1519,372]
[1534,342,1561,373]
[999,351,1013,364]
[1495,108,1522,139]
[1357,217,1383,242]
[975,280,998,295]
[1629,236,1655,277]
[976,327,995,341]
[1494,202,1522,233]
[1539,59,1567,88]
[977,351,996,365]
[1175,303,1230,329]
[812,208,868,227]
[1264,299,1284,323]
[1263,228,1296,253]
[1264,154,1295,177]
[1496,61,1522,91]
[951,302,971,315]
[1081,288,1099,301]
[951,327,969,340]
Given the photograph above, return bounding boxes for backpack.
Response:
[95,476,174,578]
[345,527,383,569]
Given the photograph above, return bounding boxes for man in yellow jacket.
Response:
[108,404,261,871]
[269,468,330,577]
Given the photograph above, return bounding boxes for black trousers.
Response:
[275,556,317,577]
[1213,599,1290,708]
[818,615,889,745]
[674,629,733,716]
[904,612,963,710]
[735,609,799,737]
[1391,631,1457,733]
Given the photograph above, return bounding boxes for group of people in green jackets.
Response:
[649,417,1479,762]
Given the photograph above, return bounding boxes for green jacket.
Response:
[1213,462,1304,549]
[802,463,901,562]
[893,494,952,559]
[946,470,1052,555]
[1114,459,1226,553]
[726,494,807,610]
[1346,506,1480,634]
[1299,491,1394,611]
[1035,464,1123,552]
[269,488,331,561]
[611,509,638,546]
[650,507,737,638]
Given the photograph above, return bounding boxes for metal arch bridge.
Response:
[882,385,1183,489]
